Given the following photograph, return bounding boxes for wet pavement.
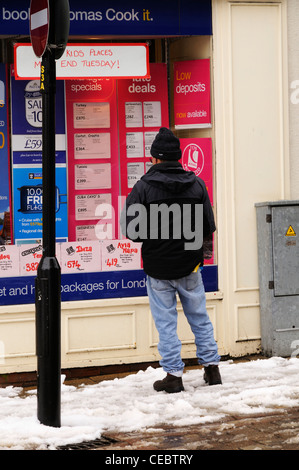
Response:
[94,408,299,451]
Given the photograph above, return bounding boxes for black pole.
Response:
[35,48,61,427]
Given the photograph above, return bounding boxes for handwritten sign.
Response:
[102,240,141,271]
[14,43,150,80]
[60,241,102,274]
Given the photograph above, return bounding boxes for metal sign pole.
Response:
[30,0,69,428]
[35,48,61,428]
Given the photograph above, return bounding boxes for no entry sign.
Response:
[30,0,49,58]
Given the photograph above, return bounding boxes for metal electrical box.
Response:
[255,200,299,357]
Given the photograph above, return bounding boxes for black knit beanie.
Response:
[150,127,182,161]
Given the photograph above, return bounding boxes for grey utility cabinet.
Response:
[255,200,299,357]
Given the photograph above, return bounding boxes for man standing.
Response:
[121,128,221,393]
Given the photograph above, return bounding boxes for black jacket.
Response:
[120,161,216,279]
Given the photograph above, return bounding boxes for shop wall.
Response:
[212,0,289,356]
[0,0,291,374]
[287,0,299,200]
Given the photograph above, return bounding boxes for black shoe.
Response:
[153,373,184,393]
[203,365,222,385]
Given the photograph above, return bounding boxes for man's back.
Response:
[121,160,215,279]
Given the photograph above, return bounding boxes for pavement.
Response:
[92,409,299,451]
[59,365,299,452]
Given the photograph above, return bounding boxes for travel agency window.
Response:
[0,0,217,309]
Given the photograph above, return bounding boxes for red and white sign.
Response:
[180,138,213,205]
[30,0,49,58]
[14,43,150,80]
[174,59,211,129]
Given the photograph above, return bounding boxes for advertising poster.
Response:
[174,59,211,129]
[12,167,68,243]
[117,63,169,197]
[10,71,68,243]
[0,64,12,245]
[102,239,141,271]
[65,78,119,241]
[180,137,213,205]
[0,245,19,277]
[60,240,102,274]
[181,137,214,265]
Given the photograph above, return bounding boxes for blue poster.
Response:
[0,64,11,245]
[12,167,67,243]
[10,75,66,165]
[10,71,68,243]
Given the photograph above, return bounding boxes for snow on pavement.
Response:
[1,356,299,450]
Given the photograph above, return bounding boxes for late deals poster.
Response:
[117,63,169,196]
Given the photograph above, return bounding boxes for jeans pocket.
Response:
[186,272,200,291]
[149,277,172,292]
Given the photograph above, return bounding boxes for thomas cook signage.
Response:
[0,0,212,36]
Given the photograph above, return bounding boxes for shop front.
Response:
[0,0,290,375]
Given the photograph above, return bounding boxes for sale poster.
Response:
[65,78,119,241]
[174,59,211,129]
[10,70,68,244]
[117,63,169,196]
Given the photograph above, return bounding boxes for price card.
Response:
[75,193,112,220]
[0,245,20,277]
[60,241,102,273]
[74,132,111,159]
[125,102,142,127]
[144,131,156,157]
[102,239,141,271]
[143,101,161,127]
[75,163,111,189]
[19,243,43,276]
[73,102,110,129]
[127,162,144,188]
[76,223,114,241]
[126,132,144,158]
[75,224,97,241]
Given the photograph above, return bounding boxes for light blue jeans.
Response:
[147,271,220,375]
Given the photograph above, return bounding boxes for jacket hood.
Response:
[141,161,197,193]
